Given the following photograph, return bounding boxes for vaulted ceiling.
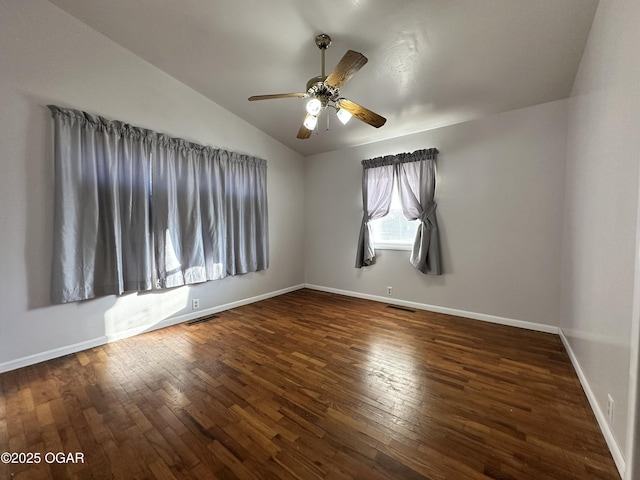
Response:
[48,0,599,157]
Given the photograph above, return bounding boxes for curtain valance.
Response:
[361,148,439,169]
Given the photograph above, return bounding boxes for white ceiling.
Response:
[48,0,599,157]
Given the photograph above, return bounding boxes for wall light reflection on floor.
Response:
[104,288,189,342]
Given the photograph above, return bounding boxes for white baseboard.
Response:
[304,283,559,334]
[0,284,305,374]
[0,337,108,374]
[559,329,625,478]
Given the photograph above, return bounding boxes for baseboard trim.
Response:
[304,284,559,334]
[559,329,625,478]
[0,337,108,374]
[0,284,305,374]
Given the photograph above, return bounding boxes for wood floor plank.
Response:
[0,289,620,479]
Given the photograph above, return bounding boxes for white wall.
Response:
[561,0,640,475]
[0,0,305,370]
[304,99,568,329]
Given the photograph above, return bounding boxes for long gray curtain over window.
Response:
[49,106,153,303]
[218,150,269,276]
[355,148,441,275]
[152,142,268,288]
[48,105,268,304]
[354,158,395,267]
[396,149,441,275]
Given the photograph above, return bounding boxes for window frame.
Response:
[369,180,418,251]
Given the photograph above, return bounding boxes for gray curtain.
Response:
[152,143,268,288]
[355,148,441,274]
[219,150,269,276]
[152,138,208,288]
[355,158,395,267]
[397,149,441,275]
[49,105,268,303]
[49,106,153,303]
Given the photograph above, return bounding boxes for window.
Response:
[370,181,419,250]
[355,148,441,273]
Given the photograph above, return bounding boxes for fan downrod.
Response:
[315,34,331,77]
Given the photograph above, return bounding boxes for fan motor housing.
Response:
[306,75,327,92]
[306,76,339,102]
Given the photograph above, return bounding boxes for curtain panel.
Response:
[152,142,268,288]
[355,148,441,275]
[48,105,268,304]
[354,159,395,267]
[396,148,441,275]
[49,106,154,303]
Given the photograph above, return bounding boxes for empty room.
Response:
[1,0,639,479]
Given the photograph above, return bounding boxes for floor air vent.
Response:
[186,314,219,326]
[386,305,416,313]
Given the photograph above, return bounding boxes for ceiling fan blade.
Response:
[297,114,313,139]
[248,93,307,101]
[325,50,368,90]
[337,99,386,128]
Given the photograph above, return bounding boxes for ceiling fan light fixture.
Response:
[249,33,387,139]
[336,108,352,125]
[303,114,318,130]
[306,98,323,115]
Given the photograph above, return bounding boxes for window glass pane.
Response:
[370,184,419,245]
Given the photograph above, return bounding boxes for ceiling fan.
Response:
[248,34,387,139]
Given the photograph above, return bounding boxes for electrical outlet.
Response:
[607,394,614,423]
[386,286,393,296]
[192,298,200,310]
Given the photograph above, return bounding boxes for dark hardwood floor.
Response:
[0,289,619,479]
